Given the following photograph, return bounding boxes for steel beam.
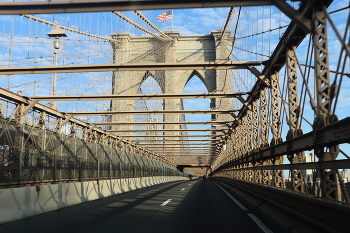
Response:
[262,0,333,77]
[0,1,275,15]
[120,135,221,138]
[272,0,312,33]
[148,146,214,148]
[155,153,211,155]
[91,121,231,126]
[217,117,350,169]
[0,88,114,136]
[146,151,213,153]
[269,71,285,188]
[160,155,211,156]
[160,153,211,155]
[131,136,219,142]
[150,149,211,151]
[313,8,341,201]
[110,129,223,133]
[22,99,39,115]
[286,46,306,193]
[145,147,214,148]
[259,88,269,146]
[138,144,215,146]
[0,61,263,75]
[66,110,237,116]
[28,93,247,101]
[147,150,214,152]
[223,159,350,172]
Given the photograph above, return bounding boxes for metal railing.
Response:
[0,92,186,189]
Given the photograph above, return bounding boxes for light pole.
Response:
[47,24,67,110]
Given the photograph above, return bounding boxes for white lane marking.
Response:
[181,188,186,191]
[189,184,191,185]
[214,182,248,210]
[248,213,273,233]
[160,199,172,206]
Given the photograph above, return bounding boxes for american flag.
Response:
[157,10,173,23]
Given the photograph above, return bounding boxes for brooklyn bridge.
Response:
[0,1,349,232]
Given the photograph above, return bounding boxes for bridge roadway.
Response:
[0,179,272,233]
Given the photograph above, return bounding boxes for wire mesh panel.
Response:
[0,117,186,188]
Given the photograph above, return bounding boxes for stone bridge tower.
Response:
[110,30,235,136]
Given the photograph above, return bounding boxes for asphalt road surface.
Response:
[0,179,272,233]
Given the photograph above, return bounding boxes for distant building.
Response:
[340,169,350,183]
[304,152,316,182]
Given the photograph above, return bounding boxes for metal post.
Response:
[47,25,66,109]
[270,72,285,188]
[286,47,305,192]
[252,99,262,184]
[128,163,130,178]
[18,124,24,187]
[95,138,98,178]
[13,102,24,187]
[246,108,254,182]
[59,133,63,182]
[97,159,100,181]
[42,122,47,182]
[79,157,82,182]
[241,116,249,181]
[37,111,46,183]
[53,53,57,96]
[75,132,77,180]
[109,161,112,179]
[313,8,340,200]
[54,153,57,184]
[259,87,269,148]
[110,146,113,178]
[50,51,58,109]
[252,99,259,149]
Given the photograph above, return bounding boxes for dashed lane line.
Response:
[160,199,172,206]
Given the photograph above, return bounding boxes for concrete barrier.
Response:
[0,176,189,224]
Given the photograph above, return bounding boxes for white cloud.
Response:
[175,26,196,35]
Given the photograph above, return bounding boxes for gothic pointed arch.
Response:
[141,70,166,94]
[178,70,216,94]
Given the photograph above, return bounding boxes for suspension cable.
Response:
[134,10,172,41]
[21,14,118,42]
[113,11,171,41]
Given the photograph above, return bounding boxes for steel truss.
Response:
[211,0,350,206]
[0,88,177,181]
[0,61,263,75]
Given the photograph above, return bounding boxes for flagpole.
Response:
[172,10,174,31]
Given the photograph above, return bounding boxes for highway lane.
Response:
[0,179,272,233]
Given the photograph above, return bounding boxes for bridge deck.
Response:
[0,180,269,233]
